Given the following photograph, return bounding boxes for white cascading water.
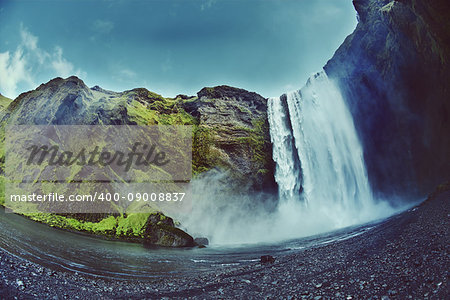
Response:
[268,70,387,228]
[267,95,302,201]
[177,70,395,245]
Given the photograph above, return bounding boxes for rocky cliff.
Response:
[0,76,274,246]
[184,85,275,191]
[324,0,450,198]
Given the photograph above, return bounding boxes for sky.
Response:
[0,0,357,99]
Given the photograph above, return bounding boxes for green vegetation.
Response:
[23,211,171,241]
[192,125,215,174]
[0,94,12,110]
[126,94,197,126]
[116,213,151,237]
[237,116,273,173]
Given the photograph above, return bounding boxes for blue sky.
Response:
[0,0,357,99]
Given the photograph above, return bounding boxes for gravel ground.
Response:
[1,188,448,299]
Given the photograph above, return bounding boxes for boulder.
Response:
[194,237,209,246]
[142,212,195,247]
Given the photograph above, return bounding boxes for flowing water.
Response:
[268,71,387,228]
[0,207,381,279]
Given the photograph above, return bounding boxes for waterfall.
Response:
[179,70,396,245]
[267,95,302,201]
[268,70,380,227]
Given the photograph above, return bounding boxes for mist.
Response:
[172,170,402,246]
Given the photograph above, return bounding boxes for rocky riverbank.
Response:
[1,184,448,299]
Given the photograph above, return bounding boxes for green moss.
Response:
[24,213,118,235]
[257,168,269,175]
[159,234,174,246]
[237,116,272,166]
[22,211,175,241]
[192,125,214,175]
[126,96,196,126]
[0,94,12,110]
[116,213,150,237]
[236,105,251,114]
[91,216,118,234]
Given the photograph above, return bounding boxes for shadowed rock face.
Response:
[325,0,450,198]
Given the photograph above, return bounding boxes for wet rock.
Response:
[260,255,275,264]
[143,213,195,247]
[194,237,209,246]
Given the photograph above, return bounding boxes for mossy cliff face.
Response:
[324,0,450,198]
[0,77,274,246]
[184,85,276,191]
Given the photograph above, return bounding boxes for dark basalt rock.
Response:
[143,212,195,247]
[194,237,209,246]
[353,0,371,23]
[260,255,275,264]
[325,0,450,198]
[197,85,266,107]
[174,94,194,100]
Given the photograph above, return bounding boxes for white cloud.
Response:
[0,48,35,98]
[51,46,75,78]
[112,68,137,83]
[20,27,38,50]
[201,0,217,11]
[0,26,85,99]
[93,20,114,34]
[119,69,136,78]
